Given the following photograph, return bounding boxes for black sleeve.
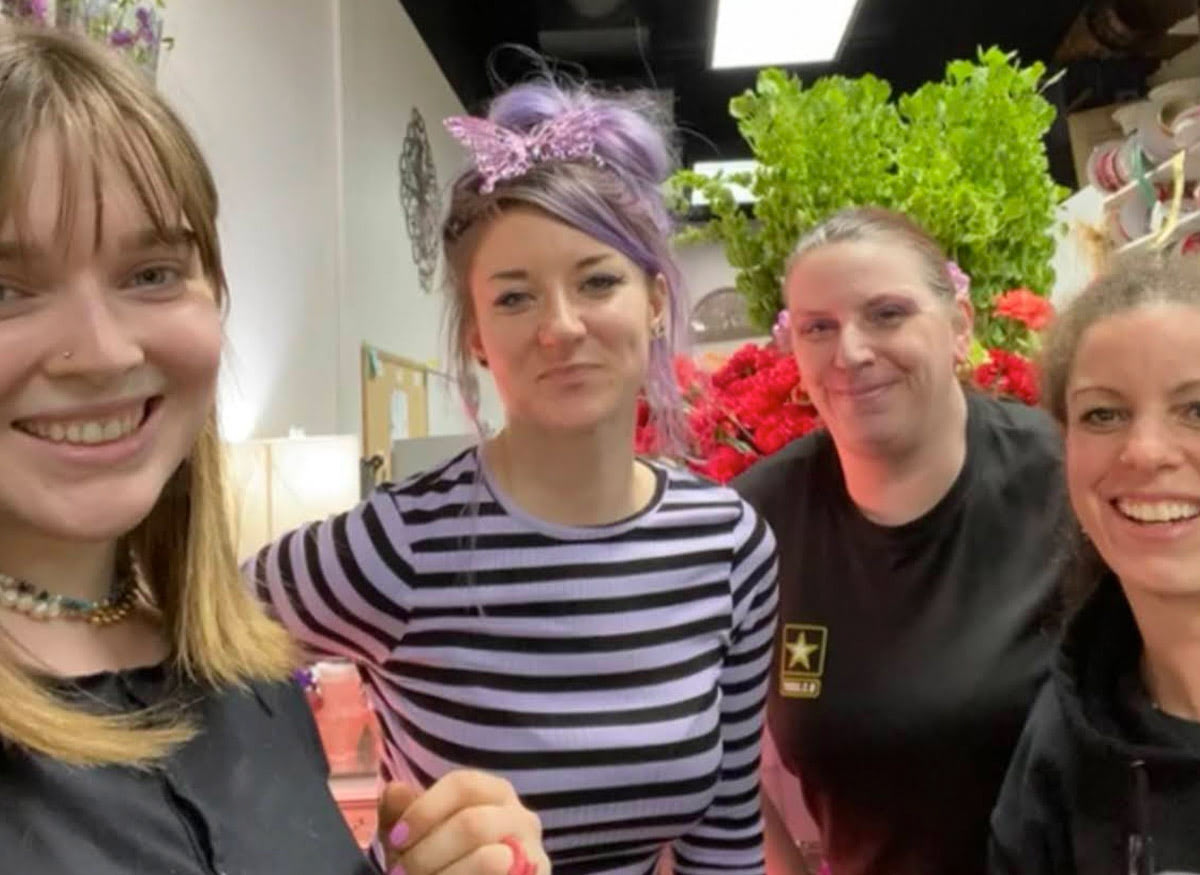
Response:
[263,678,333,779]
[988,684,1073,875]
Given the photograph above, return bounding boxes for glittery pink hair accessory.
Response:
[443,109,607,194]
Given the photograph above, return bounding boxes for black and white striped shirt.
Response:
[251,449,778,875]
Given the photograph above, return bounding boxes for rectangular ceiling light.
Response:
[711,0,861,69]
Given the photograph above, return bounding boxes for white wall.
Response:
[1050,186,1105,308]
[676,238,771,359]
[676,239,738,305]
[336,0,503,438]
[158,0,501,442]
[158,0,341,440]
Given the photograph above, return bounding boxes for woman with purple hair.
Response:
[249,80,779,875]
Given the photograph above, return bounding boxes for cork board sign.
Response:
[361,344,429,483]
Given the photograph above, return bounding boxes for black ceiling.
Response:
[400,0,1169,187]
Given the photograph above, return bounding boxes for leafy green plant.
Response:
[672,47,1068,344]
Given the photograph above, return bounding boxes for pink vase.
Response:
[313,661,371,775]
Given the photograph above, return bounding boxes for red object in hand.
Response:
[501,836,536,875]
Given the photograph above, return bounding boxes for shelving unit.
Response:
[1055,27,1200,299]
[1117,204,1200,253]
[1092,134,1200,254]
[1100,141,1200,211]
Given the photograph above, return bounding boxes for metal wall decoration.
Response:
[399,108,441,294]
[690,286,758,343]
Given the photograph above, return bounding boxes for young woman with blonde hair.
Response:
[0,24,541,875]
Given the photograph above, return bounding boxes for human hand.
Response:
[377,771,548,875]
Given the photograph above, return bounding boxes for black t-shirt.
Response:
[0,663,374,875]
[734,393,1068,875]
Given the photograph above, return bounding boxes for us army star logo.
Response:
[779,623,828,699]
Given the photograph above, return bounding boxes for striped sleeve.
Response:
[673,501,779,875]
[246,488,414,665]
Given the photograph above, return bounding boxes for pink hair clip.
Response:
[444,109,607,194]
[946,260,971,303]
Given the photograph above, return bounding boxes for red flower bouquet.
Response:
[639,344,821,483]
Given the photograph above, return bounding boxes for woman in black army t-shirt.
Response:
[736,207,1069,875]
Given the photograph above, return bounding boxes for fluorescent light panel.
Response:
[691,160,758,206]
[711,0,860,69]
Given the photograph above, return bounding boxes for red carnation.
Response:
[712,343,783,389]
[634,397,659,455]
[700,444,758,484]
[634,343,822,477]
[994,288,1054,331]
[973,348,1040,405]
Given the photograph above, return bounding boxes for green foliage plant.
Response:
[672,47,1069,345]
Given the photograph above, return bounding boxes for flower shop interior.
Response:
[5,0,1200,871]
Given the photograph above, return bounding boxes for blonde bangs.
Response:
[0,25,294,769]
[0,28,224,296]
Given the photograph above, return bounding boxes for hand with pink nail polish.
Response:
[376,771,547,875]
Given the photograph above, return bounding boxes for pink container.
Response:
[312,661,379,775]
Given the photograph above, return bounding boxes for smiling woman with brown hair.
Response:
[990,253,1200,875]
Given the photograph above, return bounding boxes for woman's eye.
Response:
[798,320,835,338]
[1079,407,1126,428]
[0,281,34,311]
[1180,401,1200,424]
[0,282,26,303]
[581,273,622,293]
[495,290,531,308]
[127,265,181,290]
[869,306,906,325]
